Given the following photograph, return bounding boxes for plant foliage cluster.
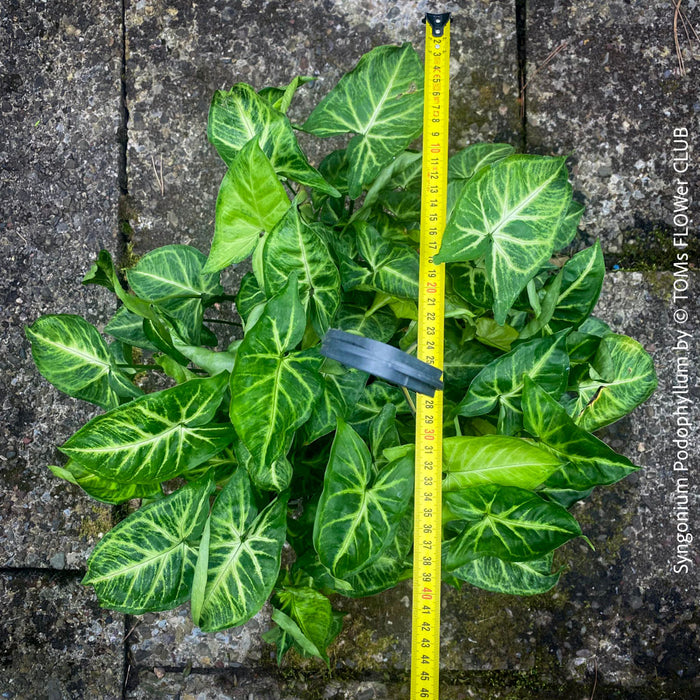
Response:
[27,44,657,663]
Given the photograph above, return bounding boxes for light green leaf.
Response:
[230,277,323,470]
[82,479,214,612]
[313,420,413,579]
[444,484,583,569]
[571,334,658,431]
[26,314,141,409]
[204,138,290,273]
[127,245,222,345]
[49,460,162,505]
[442,435,564,492]
[456,332,570,432]
[233,432,293,493]
[302,44,424,198]
[207,83,338,196]
[263,206,340,336]
[191,469,288,631]
[259,75,314,114]
[453,552,560,595]
[435,155,572,324]
[341,223,419,300]
[551,241,605,327]
[335,303,399,343]
[236,272,267,325]
[61,374,233,484]
[522,376,638,493]
[447,143,515,214]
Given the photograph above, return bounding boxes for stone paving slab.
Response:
[0,0,123,567]
[526,0,700,258]
[124,0,519,257]
[0,570,124,699]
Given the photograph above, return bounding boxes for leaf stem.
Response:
[401,386,416,415]
[116,363,163,371]
[453,416,462,437]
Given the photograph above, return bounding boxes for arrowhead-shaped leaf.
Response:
[191,469,288,631]
[442,435,564,492]
[82,479,214,612]
[104,307,158,352]
[204,138,291,273]
[335,303,399,343]
[207,83,338,196]
[453,552,560,595]
[61,374,233,484]
[570,334,658,431]
[552,200,584,251]
[522,376,638,493]
[551,241,605,328]
[127,245,222,345]
[263,207,341,336]
[313,420,413,579]
[443,484,583,568]
[258,75,314,114]
[302,44,424,198]
[348,380,412,439]
[456,332,570,433]
[435,155,572,324]
[230,277,323,470]
[26,314,141,409]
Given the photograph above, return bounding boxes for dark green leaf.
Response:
[552,200,584,251]
[105,307,158,352]
[335,303,399,343]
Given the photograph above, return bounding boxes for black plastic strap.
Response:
[320,329,443,397]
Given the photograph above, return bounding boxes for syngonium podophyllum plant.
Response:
[27,44,657,663]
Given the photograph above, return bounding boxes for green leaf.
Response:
[26,314,141,409]
[207,83,338,196]
[442,435,564,492]
[82,479,214,613]
[61,374,233,484]
[276,586,342,665]
[435,155,572,324]
[236,272,267,325]
[191,469,288,631]
[551,241,605,327]
[443,484,583,569]
[571,334,658,431]
[456,332,570,432]
[263,207,341,336]
[450,263,493,310]
[313,420,413,579]
[105,307,158,352]
[341,223,419,300]
[233,433,293,493]
[205,138,290,273]
[443,328,498,390]
[335,303,399,343]
[259,75,314,114]
[302,44,424,198]
[302,366,368,444]
[552,200,584,251]
[127,245,222,345]
[48,460,162,505]
[230,277,323,470]
[369,404,400,465]
[348,380,412,439]
[453,552,560,595]
[522,376,638,492]
[447,143,515,214]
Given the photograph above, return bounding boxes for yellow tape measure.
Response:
[411,12,450,700]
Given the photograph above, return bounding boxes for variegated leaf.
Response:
[230,277,323,470]
[442,435,564,492]
[313,419,413,579]
[127,245,223,345]
[570,334,658,431]
[348,380,412,439]
[453,552,560,595]
[83,479,214,612]
[205,138,290,273]
[191,469,288,631]
[263,206,340,336]
[435,155,573,324]
[61,374,233,484]
[443,484,583,569]
[104,306,159,352]
[335,303,399,343]
[26,314,142,409]
[552,200,584,251]
[207,83,338,196]
[302,44,424,198]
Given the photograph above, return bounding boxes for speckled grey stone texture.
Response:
[124,0,519,258]
[526,0,700,255]
[0,571,124,699]
[0,0,122,567]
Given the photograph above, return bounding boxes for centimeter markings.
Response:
[411,13,450,700]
